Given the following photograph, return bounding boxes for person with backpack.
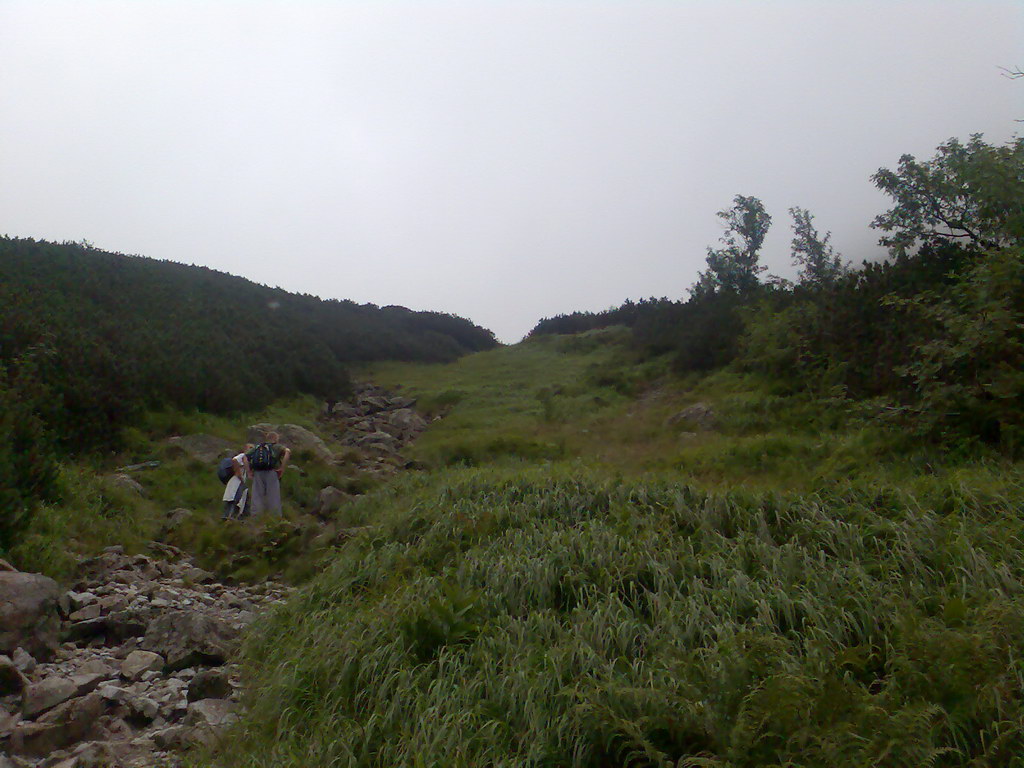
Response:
[219,445,253,520]
[246,432,291,517]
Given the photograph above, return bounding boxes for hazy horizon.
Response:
[2,1,1020,342]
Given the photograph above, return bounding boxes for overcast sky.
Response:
[1,1,1020,342]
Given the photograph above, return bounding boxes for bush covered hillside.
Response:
[532,134,1024,456]
[0,237,496,452]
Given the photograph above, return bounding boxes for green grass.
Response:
[220,467,1024,767]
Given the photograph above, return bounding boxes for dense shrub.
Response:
[0,237,497,452]
[0,350,61,550]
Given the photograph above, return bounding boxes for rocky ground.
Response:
[1,546,290,767]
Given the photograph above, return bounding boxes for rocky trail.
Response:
[1,545,290,767]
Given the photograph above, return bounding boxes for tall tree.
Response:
[693,195,771,296]
[789,206,847,287]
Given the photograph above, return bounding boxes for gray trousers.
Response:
[250,470,282,516]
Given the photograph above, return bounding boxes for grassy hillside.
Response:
[213,330,1024,767]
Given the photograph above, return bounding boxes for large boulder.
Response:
[0,572,61,661]
[141,611,238,671]
[166,434,237,464]
[247,423,334,463]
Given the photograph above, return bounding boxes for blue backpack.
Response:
[216,457,235,484]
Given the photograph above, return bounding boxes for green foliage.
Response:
[693,195,771,297]
[789,206,848,287]
[872,134,1024,256]
[889,247,1024,452]
[0,348,61,551]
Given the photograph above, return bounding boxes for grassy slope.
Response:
[216,330,1024,767]
[13,395,378,581]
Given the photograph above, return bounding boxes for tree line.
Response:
[530,133,1024,454]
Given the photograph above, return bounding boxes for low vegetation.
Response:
[213,326,1024,767]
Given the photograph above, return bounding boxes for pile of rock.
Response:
[1,547,289,767]
[323,383,429,465]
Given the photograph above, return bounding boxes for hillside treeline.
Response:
[0,237,496,454]
[531,134,1024,454]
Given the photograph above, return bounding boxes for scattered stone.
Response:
[68,604,102,622]
[126,696,160,723]
[114,460,162,473]
[666,402,716,430]
[184,698,237,728]
[104,473,145,496]
[22,677,77,718]
[186,669,232,701]
[120,651,164,681]
[0,654,27,695]
[163,508,193,533]
[151,725,194,750]
[76,659,112,677]
[69,673,108,698]
[142,612,237,670]
[314,486,352,519]
[12,647,36,675]
[10,692,104,756]
[0,572,62,661]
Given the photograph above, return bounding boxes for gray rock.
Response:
[97,684,127,703]
[69,603,102,622]
[163,508,193,532]
[22,677,76,718]
[0,572,61,661]
[105,473,145,496]
[127,696,159,722]
[186,669,232,702]
[314,486,352,519]
[151,725,195,750]
[247,423,334,463]
[141,611,237,671]
[11,647,36,675]
[76,659,112,677]
[165,434,236,464]
[69,672,108,698]
[183,698,237,728]
[9,692,104,756]
[0,654,27,695]
[65,592,96,612]
[120,651,164,681]
[666,402,717,430]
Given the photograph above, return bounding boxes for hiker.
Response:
[220,445,252,520]
[247,432,291,516]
